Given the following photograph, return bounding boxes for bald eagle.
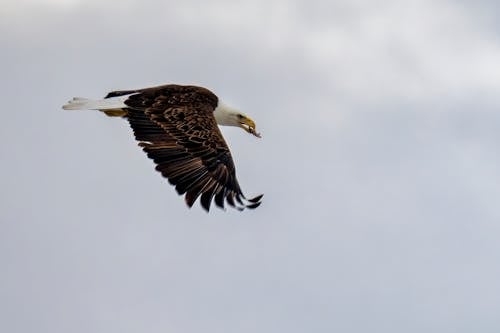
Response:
[63,84,263,211]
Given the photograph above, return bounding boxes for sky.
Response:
[1,0,500,332]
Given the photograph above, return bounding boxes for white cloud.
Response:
[294,1,500,104]
[6,0,500,107]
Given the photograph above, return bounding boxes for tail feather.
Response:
[62,95,130,111]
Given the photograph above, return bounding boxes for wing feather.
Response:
[112,84,262,211]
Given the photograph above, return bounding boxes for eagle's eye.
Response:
[237,114,244,119]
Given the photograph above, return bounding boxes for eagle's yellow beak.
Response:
[239,116,261,138]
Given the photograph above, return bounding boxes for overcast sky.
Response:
[2,0,500,332]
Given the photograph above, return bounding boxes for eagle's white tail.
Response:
[62,96,129,111]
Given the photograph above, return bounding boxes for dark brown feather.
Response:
[106,84,263,211]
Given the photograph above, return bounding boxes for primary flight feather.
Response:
[63,84,263,211]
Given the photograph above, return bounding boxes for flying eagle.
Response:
[62,84,263,211]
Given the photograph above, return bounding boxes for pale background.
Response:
[2,0,500,332]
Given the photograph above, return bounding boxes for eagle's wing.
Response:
[107,85,262,211]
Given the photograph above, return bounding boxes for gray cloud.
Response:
[1,1,500,332]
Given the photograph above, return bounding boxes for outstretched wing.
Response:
[106,84,262,211]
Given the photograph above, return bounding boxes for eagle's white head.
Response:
[214,101,261,138]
